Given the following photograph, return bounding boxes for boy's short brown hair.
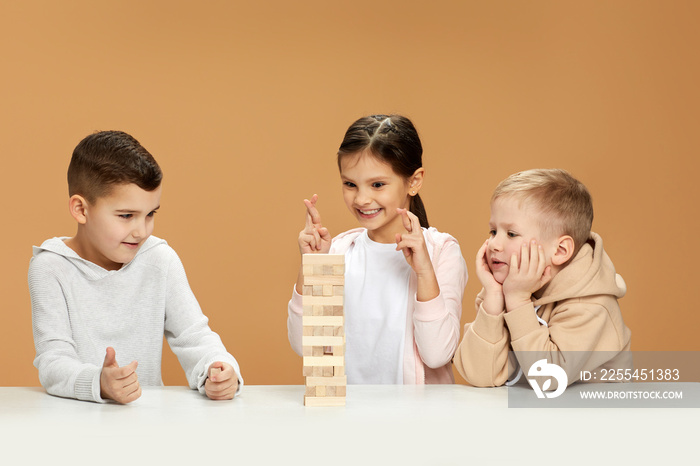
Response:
[67,130,162,203]
[492,169,593,256]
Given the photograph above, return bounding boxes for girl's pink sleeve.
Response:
[287,287,304,356]
[412,237,468,368]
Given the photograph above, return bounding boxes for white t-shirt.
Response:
[344,230,411,384]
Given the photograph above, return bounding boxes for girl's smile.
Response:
[340,150,413,244]
[357,207,382,218]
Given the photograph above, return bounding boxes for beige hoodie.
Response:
[454,232,631,387]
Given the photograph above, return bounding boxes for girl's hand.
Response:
[395,208,432,275]
[395,209,439,302]
[503,240,552,312]
[476,239,505,315]
[298,194,331,254]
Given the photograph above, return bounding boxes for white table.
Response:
[0,385,695,465]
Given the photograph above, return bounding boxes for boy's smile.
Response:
[66,183,162,271]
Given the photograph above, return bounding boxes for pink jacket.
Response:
[287,227,467,384]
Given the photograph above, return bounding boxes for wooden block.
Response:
[303,326,313,336]
[333,264,344,275]
[312,305,323,316]
[333,345,344,356]
[323,264,334,275]
[323,326,333,336]
[334,325,344,336]
[323,305,334,316]
[302,346,313,356]
[303,285,313,296]
[334,366,345,376]
[303,275,344,286]
[312,285,323,296]
[302,264,314,276]
[332,306,343,316]
[302,305,313,316]
[303,316,344,326]
[302,295,344,306]
[302,335,344,346]
[334,286,344,296]
[209,367,221,379]
[302,254,345,265]
[312,346,323,356]
[303,366,313,376]
[312,366,323,377]
[323,284,333,296]
[304,396,346,407]
[305,385,316,396]
[316,386,326,397]
[303,356,344,366]
[326,386,336,397]
[312,326,323,336]
[335,386,346,397]
[305,376,347,386]
[323,366,334,376]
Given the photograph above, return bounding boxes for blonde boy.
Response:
[454,169,631,387]
[29,131,242,403]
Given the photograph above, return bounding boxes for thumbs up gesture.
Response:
[100,347,142,404]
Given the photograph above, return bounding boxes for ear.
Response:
[69,195,89,224]
[408,167,425,196]
[551,235,575,266]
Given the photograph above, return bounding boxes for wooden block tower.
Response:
[302,254,346,407]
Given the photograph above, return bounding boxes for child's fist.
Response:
[100,347,141,404]
[204,362,239,400]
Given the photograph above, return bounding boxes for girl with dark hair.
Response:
[287,115,467,384]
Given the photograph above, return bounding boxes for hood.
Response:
[534,232,626,307]
[32,235,166,278]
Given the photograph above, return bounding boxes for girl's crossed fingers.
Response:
[304,194,323,229]
[397,208,420,235]
[300,194,331,253]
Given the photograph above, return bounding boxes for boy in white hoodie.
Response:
[454,169,631,388]
[29,130,242,403]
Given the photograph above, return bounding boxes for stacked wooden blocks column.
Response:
[302,254,346,407]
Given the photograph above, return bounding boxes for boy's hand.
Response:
[100,347,141,404]
[204,362,239,400]
[298,194,331,254]
[503,240,552,311]
[475,239,505,315]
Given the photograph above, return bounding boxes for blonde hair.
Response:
[492,169,593,256]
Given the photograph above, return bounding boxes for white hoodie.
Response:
[28,235,242,402]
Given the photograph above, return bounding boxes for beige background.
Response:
[1,1,698,387]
